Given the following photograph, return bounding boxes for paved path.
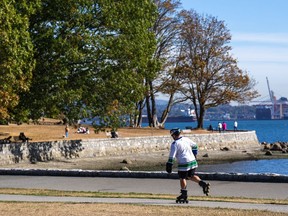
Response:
[0,194,287,213]
[0,175,287,213]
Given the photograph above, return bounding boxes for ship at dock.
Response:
[164,115,196,122]
[142,108,196,123]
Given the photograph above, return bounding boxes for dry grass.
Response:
[0,202,286,216]
[0,188,286,215]
[0,123,168,142]
[0,119,210,142]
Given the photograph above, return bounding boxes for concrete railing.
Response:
[0,131,259,165]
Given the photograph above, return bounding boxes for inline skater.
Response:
[166,128,210,203]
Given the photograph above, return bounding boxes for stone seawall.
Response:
[0,131,259,165]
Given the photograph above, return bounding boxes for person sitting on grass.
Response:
[19,132,31,142]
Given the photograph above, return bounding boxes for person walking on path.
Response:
[222,122,227,132]
[234,120,238,131]
[166,128,210,203]
[218,122,222,133]
[65,124,69,138]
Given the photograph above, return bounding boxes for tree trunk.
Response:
[158,93,175,128]
[150,81,158,128]
[145,95,153,127]
[136,101,144,127]
[197,104,205,129]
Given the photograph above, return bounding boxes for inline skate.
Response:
[199,180,210,196]
[176,189,189,203]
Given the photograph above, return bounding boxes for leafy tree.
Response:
[16,0,156,130]
[14,0,86,122]
[177,10,259,129]
[137,0,181,128]
[85,0,157,131]
[0,0,39,122]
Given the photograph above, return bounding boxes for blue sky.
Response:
[180,0,288,103]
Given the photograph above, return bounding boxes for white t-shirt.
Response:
[168,137,198,171]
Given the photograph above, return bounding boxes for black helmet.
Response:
[170,128,181,136]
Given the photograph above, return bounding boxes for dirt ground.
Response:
[0,120,279,171]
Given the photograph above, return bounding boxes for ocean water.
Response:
[143,119,288,175]
[152,119,288,143]
[197,159,288,175]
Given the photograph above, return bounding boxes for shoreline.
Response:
[1,145,286,171]
[0,123,286,172]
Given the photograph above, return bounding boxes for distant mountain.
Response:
[149,100,256,120]
[155,99,168,105]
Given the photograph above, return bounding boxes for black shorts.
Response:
[178,168,196,179]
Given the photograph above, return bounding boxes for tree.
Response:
[177,10,258,129]
[15,0,156,129]
[0,0,39,122]
[137,0,182,128]
[86,0,157,131]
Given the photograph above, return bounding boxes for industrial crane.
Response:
[266,77,275,119]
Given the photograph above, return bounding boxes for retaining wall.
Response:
[0,131,259,165]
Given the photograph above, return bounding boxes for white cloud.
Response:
[232,46,288,62]
[229,33,288,63]
[232,33,288,44]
